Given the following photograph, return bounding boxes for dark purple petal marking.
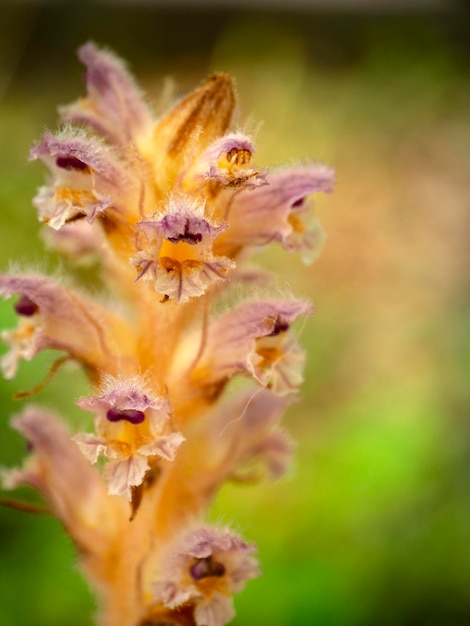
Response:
[268,317,290,336]
[167,219,203,245]
[106,408,145,424]
[189,556,226,580]
[56,156,90,172]
[14,294,39,317]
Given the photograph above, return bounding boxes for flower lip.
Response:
[165,218,203,245]
[56,156,90,172]
[106,407,146,424]
[14,295,39,317]
[190,556,226,581]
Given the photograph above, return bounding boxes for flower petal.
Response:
[183,389,293,488]
[185,133,267,193]
[73,432,109,463]
[215,163,334,256]
[30,130,134,229]
[60,42,153,145]
[103,454,150,500]
[138,432,185,462]
[3,406,121,542]
[194,594,235,626]
[192,299,312,393]
[41,220,105,263]
[0,272,136,379]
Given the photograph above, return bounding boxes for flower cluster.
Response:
[0,43,334,626]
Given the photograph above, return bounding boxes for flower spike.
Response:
[1,42,333,626]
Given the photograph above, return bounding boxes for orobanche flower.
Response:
[152,526,259,626]
[1,42,334,626]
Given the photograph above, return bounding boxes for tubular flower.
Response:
[30,130,134,230]
[74,376,184,500]
[0,42,333,626]
[131,197,234,303]
[189,299,313,398]
[152,526,259,626]
[184,132,267,195]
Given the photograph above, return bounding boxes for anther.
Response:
[226,148,251,166]
[14,295,39,317]
[56,156,90,172]
[291,197,305,208]
[106,408,146,424]
[189,556,226,580]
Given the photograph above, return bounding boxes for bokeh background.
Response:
[1,1,469,624]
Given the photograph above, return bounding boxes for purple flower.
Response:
[192,299,312,396]
[1,406,127,548]
[75,376,184,500]
[215,163,334,262]
[30,130,133,229]
[186,132,267,192]
[131,197,234,303]
[0,272,135,379]
[152,526,259,626]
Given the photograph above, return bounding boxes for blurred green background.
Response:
[1,2,470,625]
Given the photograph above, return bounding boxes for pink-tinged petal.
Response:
[253,430,294,480]
[1,317,39,379]
[284,207,326,265]
[30,131,126,184]
[192,299,312,393]
[32,185,111,230]
[0,272,136,379]
[138,432,185,462]
[60,42,153,145]
[4,406,117,538]
[30,131,135,229]
[194,594,235,626]
[103,454,150,500]
[150,256,235,304]
[138,211,225,246]
[152,581,194,611]
[73,432,109,463]
[41,220,105,263]
[186,389,293,487]
[183,526,253,559]
[246,332,307,396]
[215,163,334,254]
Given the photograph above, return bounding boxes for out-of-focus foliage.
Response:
[1,6,469,626]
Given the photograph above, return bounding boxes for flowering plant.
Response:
[1,43,334,626]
